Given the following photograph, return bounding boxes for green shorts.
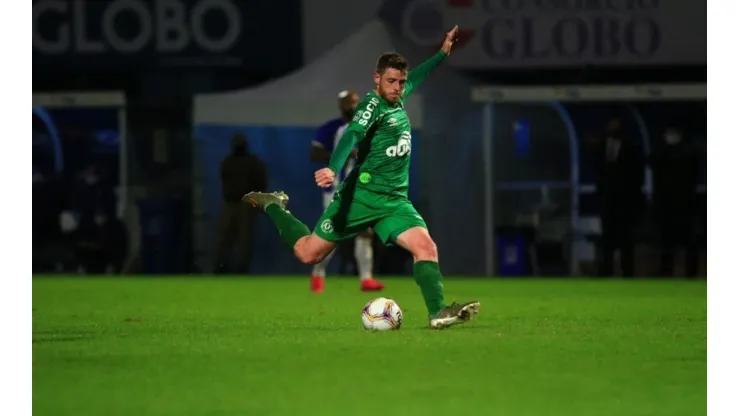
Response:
[313,187,426,246]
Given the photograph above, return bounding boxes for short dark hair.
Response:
[376,52,409,74]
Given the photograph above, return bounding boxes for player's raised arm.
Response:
[440,25,459,55]
[403,26,458,99]
[315,95,382,188]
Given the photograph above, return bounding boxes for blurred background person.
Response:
[594,118,646,277]
[309,90,382,292]
[75,206,128,274]
[74,164,116,228]
[215,134,267,274]
[650,125,700,278]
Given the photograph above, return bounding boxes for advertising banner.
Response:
[380,0,706,68]
[33,0,302,71]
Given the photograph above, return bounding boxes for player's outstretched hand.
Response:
[315,168,336,188]
[441,25,459,55]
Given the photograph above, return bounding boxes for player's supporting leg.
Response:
[355,231,384,291]
[395,227,480,329]
[243,191,335,265]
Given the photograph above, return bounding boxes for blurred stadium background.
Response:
[32,0,706,279]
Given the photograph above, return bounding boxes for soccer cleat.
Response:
[360,278,385,292]
[428,301,481,329]
[242,191,289,211]
[310,275,325,293]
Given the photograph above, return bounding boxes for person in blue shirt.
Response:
[308,90,383,293]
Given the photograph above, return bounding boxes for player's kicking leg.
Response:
[243,191,335,266]
[356,230,384,291]
[395,227,480,329]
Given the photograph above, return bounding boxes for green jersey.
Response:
[327,50,447,199]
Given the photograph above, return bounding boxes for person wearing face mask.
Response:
[594,118,646,277]
[215,134,268,274]
[308,90,383,293]
[649,125,699,278]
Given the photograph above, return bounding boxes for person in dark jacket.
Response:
[594,118,646,277]
[75,207,128,274]
[215,134,268,274]
[649,125,699,277]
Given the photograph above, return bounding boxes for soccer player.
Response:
[309,90,384,293]
[244,26,480,329]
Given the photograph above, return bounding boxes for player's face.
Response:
[374,68,407,104]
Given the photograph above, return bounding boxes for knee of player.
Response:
[295,251,313,265]
[414,238,438,261]
[295,249,323,265]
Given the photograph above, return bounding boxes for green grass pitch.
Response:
[33,276,706,416]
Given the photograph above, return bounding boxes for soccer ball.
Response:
[361,297,403,331]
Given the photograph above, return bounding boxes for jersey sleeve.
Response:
[403,50,447,99]
[327,95,382,174]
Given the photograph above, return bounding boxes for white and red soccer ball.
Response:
[361,297,403,331]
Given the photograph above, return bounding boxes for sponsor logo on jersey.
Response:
[386,131,412,157]
[357,97,380,126]
[388,117,398,126]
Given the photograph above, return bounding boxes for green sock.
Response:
[413,261,446,316]
[265,204,310,249]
